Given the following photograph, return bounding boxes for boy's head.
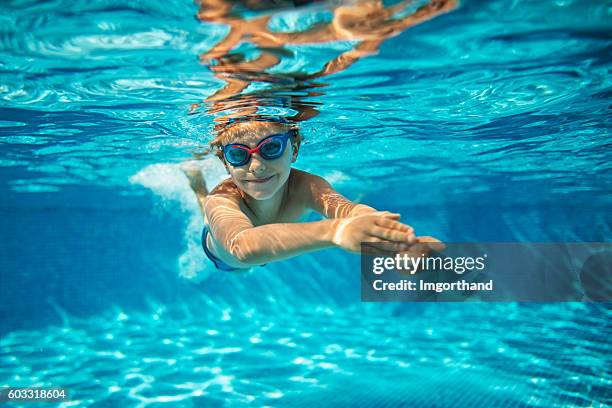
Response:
[211,118,302,200]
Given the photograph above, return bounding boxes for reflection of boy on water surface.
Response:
[197,0,457,100]
[182,0,452,273]
[183,118,443,272]
[198,0,457,62]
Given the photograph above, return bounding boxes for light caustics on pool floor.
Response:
[0,303,610,407]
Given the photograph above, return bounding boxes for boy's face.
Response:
[223,122,298,200]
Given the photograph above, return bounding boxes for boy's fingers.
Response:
[399,241,445,256]
[416,236,446,252]
[382,214,401,221]
[371,211,400,219]
[362,246,399,256]
[375,217,413,233]
[362,240,412,255]
[363,236,445,256]
[417,236,441,242]
[371,226,415,243]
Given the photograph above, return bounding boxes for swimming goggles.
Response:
[222,132,292,167]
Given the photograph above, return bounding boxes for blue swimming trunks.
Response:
[201,226,240,272]
[201,226,266,271]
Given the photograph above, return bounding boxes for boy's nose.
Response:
[248,153,267,173]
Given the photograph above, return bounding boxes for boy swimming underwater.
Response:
[183,118,442,273]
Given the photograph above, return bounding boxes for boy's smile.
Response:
[244,174,276,184]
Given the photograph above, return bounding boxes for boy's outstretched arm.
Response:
[205,195,414,267]
[303,172,445,253]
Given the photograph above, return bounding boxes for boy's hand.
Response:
[332,211,416,253]
[395,236,446,275]
[399,236,446,257]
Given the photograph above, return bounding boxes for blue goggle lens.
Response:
[225,147,248,165]
[259,138,284,158]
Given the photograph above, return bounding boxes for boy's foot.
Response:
[180,161,208,196]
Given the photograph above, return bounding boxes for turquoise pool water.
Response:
[1,0,610,406]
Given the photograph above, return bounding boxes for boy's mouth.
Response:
[245,174,275,184]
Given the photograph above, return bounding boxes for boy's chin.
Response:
[244,188,277,200]
[241,180,284,200]
[237,173,289,200]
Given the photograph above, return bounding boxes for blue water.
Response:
[0,0,610,406]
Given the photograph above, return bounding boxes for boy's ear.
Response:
[291,140,299,163]
[220,157,230,173]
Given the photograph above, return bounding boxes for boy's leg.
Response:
[180,162,208,218]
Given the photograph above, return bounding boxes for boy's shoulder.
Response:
[288,168,327,193]
[290,168,333,191]
[288,168,333,207]
[209,177,242,199]
[289,168,326,185]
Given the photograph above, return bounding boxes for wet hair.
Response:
[210,117,302,161]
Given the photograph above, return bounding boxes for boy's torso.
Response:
[203,168,316,269]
